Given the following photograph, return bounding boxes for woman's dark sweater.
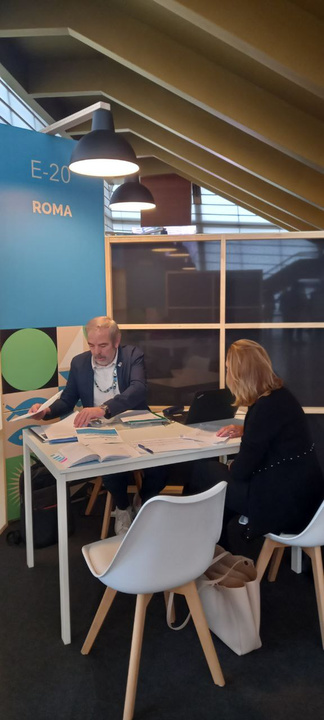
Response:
[229,387,324,535]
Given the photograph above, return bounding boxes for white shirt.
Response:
[92,354,120,407]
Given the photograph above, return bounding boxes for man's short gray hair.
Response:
[85,316,121,345]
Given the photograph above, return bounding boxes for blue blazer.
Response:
[49,344,148,419]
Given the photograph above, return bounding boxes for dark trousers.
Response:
[182,458,249,548]
[102,466,169,509]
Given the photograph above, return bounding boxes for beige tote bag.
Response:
[196,545,262,656]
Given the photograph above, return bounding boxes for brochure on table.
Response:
[29,409,236,466]
[131,429,230,455]
[31,412,122,444]
[49,442,141,468]
[119,410,166,425]
[8,391,62,421]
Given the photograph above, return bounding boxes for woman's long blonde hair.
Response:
[226,339,283,406]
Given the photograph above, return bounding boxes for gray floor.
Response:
[1,495,324,720]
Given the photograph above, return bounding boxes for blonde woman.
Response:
[186,340,324,542]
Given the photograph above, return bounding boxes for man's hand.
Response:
[29,404,51,420]
[216,424,243,439]
[74,407,105,428]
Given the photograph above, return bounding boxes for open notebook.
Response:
[49,442,140,468]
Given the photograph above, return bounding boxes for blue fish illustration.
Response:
[6,397,46,421]
[8,425,32,446]
[8,428,24,446]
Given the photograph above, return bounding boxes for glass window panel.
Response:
[0,82,9,102]
[225,328,324,406]
[237,213,270,223]
[200,213,239,223]
[111,241,220,323]
[226,238,324,322]
[34,117,46,131]
[0,101,11,123]
[111,209,140,221]
[201,192,233,206]
[200,207,239,216]
[8,91,33,122]
[11,112,33,129]
[205,226,242,234]
[247,227,283,233]
[121,329,220,406]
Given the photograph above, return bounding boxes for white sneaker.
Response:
[115,506,133,535]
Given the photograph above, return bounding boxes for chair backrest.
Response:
[185,388,235,425]
[85,481,227,595]
[281,499,324,547]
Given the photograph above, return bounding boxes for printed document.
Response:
[8,391,62,421]
[133,428,232,454]
[37,412,78,441]
[75,426,122,445]
[119,410,165,424]
[50,442,140,468]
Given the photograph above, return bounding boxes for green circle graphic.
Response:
[1,329,57,390]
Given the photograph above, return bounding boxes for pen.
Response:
[138,443,154,454]
[180,435,204,443]
[48,437,78,444]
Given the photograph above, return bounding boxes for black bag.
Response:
[7,459,74,549]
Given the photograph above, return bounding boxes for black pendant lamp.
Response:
[109,175,156,211]
[69,108,139,178]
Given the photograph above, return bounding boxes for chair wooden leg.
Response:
[256,538,277,581]
[179,581,225,687]
[101,491,113,539]
[84,476,103,515]
[268,547,285,582]
[304,546,324,649]
[81,586,117,655]
[123,593,152,720]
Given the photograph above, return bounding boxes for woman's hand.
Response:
[216,424,243,439]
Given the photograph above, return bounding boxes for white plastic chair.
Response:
[84,472,184,540]
[81,481,227,720]
[256,499,324,648]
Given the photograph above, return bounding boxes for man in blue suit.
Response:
[31,316,167,534]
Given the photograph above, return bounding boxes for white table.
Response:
[22,419,241,644]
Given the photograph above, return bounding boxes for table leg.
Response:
[57,477,71,644]
[23,437,34,568]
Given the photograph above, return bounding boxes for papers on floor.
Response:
[8,391,62,421]
[50,442,141,467]
[119,410,165,425]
